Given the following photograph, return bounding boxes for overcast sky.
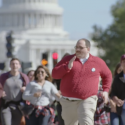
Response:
[0,0,118,40]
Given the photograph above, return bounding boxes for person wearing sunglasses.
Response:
[22,65,61,125]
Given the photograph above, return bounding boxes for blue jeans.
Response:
[1,107,22,125]
[25,117,31,125]
[29,109,51,125]
[121,109,125,125]
[110,112,121,125]
[110,109,125,125]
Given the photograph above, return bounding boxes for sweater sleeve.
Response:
[21,73,30,86]
[99,59,112,92]
[0,78,3,98]
[24,75,30,85]
[0,74,4,98]
[22,82,34,101]
[52,56,71,79]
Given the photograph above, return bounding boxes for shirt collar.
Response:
[80,54,89,61]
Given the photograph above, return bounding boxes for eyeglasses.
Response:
[37,71,45,74]
[74,46,87,50]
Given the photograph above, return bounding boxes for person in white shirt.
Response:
[23,65,61,125]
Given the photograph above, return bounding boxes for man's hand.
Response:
[112,96,124,107]
[1,91,6,98]
[101,91,109,104]
[68,56,76,69]
[58,90,61,95]
[34,92,41,97]
[21,87,26,92]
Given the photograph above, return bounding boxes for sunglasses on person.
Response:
[37,71,45,74]
[74,46,87,50]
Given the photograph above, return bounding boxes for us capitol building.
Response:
[0,0,98,72]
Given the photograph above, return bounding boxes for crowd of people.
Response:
[0,38,125,125]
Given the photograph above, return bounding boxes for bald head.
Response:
[77,38,91,48]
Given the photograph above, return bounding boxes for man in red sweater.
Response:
[52,38,112,125]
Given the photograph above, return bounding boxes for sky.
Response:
[58,0,118,40]
[0,0,118,40]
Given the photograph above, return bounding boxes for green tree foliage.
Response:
[91,0,125,73]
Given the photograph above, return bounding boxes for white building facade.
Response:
[0,0,98,72]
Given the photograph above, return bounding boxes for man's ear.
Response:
[87,47,90,51]
[19,64,21,69]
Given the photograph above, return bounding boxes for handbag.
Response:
[104,103,111,112]
[18,102,34,116]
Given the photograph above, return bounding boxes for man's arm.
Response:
[100,59,112,92]
[0,83,3,98]
[0,75,6,98]
[100,59,112,103]
[24,74,30,85]
[21,73,30,92]
[52,56,71,79]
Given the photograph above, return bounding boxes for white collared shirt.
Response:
[80,54,89,64]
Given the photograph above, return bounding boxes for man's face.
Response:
[121,59,125,70]
[10,60,21,72]
[75,40,90,58]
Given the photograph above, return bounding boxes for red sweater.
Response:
[52,54,112,99]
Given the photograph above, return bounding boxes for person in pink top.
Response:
[52,38,112,125]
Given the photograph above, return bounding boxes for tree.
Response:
[91,0,125,73]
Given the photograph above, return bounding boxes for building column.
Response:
[15,14,18,27]
[57,49,62,62]
[24,14,28,28]
[36,49,42,66]
[39,14,42,27]
[29,48,37,69]
[48,50,53,73]
[0,14,2,27]
[36,13,40,27]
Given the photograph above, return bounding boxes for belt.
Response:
[2,99,22,109]
[62,97,79,102]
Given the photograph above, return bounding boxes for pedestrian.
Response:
[113,63,122,77]
[22,65,61,125]
[27,70,35,82]
[25,70,35,125]
[0,58,29,125]
[52,38,112,125]
[109,63,122,115]
[94,81,110,125]
[109,56,125,125]
[94,64,122,125]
